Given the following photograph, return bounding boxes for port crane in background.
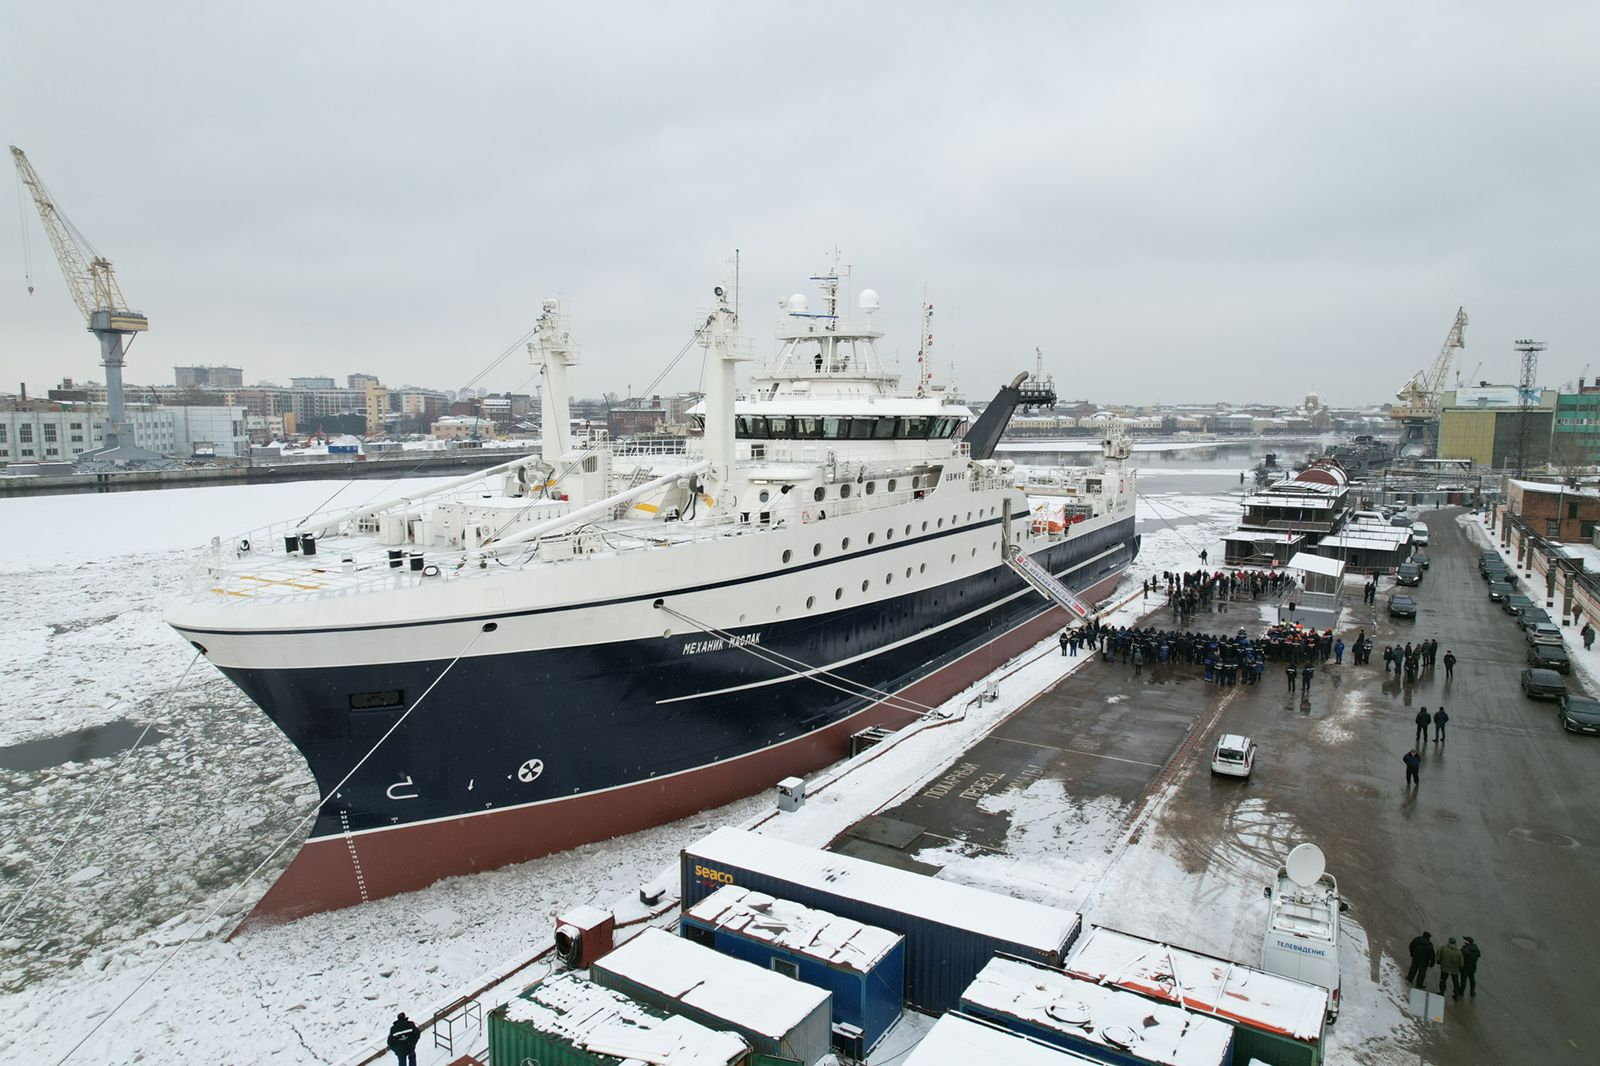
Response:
[10,144,163,466]
[1390,306,1468,456]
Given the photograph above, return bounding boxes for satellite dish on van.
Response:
[1285,842,1327,887]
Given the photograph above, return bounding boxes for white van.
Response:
[1410,522,1430,546]
[1261,844,1344,1020]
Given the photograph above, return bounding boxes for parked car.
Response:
[1525,622,1563,646]
[1396,562,1423,587]
[1390,514,1414,528]
[1411,523,1430,546]
[1211,734,1257,777]
[1522,668,1568,700]
[1503,594,1535,616]
[1479,551,1500,571]
[1412,550,1431,569]
[1389,594,1418,618]
[1483,565,1512,585]
[1559,695,1600,735]
[1529,644,1572,673]
[1488,581,1514,602]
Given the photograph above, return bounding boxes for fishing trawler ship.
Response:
[165,267,1139,928]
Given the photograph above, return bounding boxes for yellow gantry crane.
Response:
[1390,306,1468,454]
[11,144,157,462]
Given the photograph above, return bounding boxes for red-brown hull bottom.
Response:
[234,574,1122,934]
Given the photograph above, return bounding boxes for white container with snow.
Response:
[959,956,1234,1066]
[590,927,833,1065]
[904,1012,1104,1065]
[1063,924,1327,1066]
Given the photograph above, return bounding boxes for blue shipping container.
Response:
[680,827,1081,1013]
[682,884,906,1054]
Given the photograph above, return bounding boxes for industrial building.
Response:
[1437,386,1556,468]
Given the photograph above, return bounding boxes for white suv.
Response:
[1211,734,1257,777]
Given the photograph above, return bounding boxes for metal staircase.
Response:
[1004,543,1096,620]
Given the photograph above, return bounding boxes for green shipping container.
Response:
[489,972,750,1066]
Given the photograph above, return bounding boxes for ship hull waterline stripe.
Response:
[653,542,1126,705]
[175,506,1051,638]
[305,568,1124,846]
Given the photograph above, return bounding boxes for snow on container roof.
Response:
[501,972,749,1065]
[686,827,1080,953]
[905,1012,1103,1065]
[687,884,903,973]
[596,927,829,1039]
[1063,926,1326,1044]
[1287,552,1345,579]
[961,957,1233,1066]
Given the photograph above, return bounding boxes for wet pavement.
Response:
[833,508,1600,1065]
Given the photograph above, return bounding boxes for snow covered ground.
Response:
[0,469,1412,1063]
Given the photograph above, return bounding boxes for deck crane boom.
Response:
[1390,306,1468,454]
[11,144,155,462]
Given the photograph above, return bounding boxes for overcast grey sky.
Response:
[2,2,1595,406]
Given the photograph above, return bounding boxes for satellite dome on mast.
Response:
[858,289,880,314]
[786,293,809,313]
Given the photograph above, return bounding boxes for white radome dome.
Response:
[787,293,809,313]
[858,289,880,314]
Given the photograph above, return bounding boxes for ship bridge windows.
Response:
[735,415,960,440]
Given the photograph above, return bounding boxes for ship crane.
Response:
[1390,306,1468,455]
[11,145,161,464]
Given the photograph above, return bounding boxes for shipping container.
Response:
[1063,925,1327,1066]
[904,1012,1105,1065]
[592,928,833,1065]
[959,956,1234,1066]
[682,884,906,1056]
[487,971,749,1066]
[681,827,1081,1013]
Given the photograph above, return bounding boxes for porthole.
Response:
[861,579,870,592]
[759,490,771,504]
[951,514,958,525]
[971,548,977,557]
[886,528,894,541]
[950,553,956,564]
[814,487,826,502]
[813,543,822,558]
[888,479,898,492]
[835,587,844,600]
[920,563,927,574]
[937,518,944,529]
[992,540,998,550]
[842,537,851,551]
[905,524,912,536]
[966,511,972,521]
[663,629,673,638]
[782,549,793,564]
[867,532,876,545]
[840,483,853,499]
[905,567,913,578]
[865,481,876,495]
[806,595,816,609]
[922,521,929,532]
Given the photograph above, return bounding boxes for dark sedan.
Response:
[1389,594,1418,618]
[1522,668,1568,700]
[1503,595,1536,616]
[1559,694,1600,735]
[1413,550,1431,569]
[1529,644,1572,673]
[1489,581,1514,602]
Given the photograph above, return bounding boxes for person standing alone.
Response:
[1443,648,1456,681]
[1434,706,1449,741]
[1403,749,1421,789]
[388,1013,420,1066]
[1415,707,1432,746]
